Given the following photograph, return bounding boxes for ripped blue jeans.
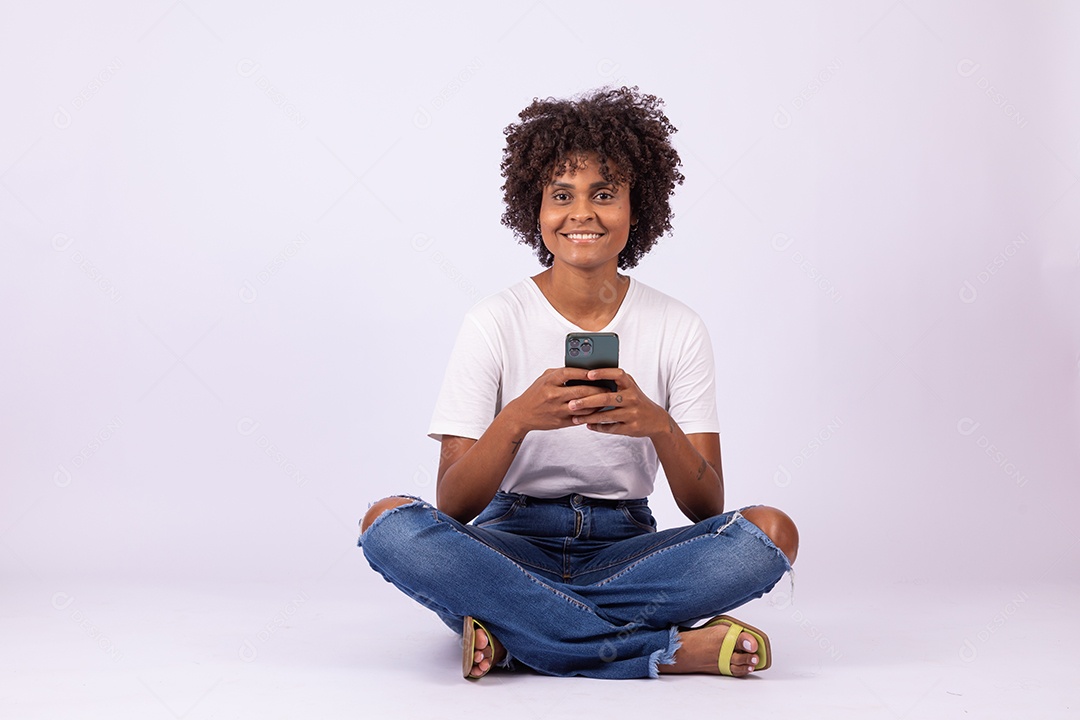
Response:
[358,491,790,679]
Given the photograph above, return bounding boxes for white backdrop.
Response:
[2,1,1077,596]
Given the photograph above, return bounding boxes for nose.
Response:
[569,196,594,223]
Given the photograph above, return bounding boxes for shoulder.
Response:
[455,279,540,345]
[463,278,535,323]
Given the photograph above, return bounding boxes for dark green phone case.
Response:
[564,332,619,392]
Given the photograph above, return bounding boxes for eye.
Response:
[552,192,570,202]
[594,191,614,201]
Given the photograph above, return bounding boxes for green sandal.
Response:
[462,616,504,680]
[701,615,772,675]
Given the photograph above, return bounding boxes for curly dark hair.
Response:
[500,86,684,269]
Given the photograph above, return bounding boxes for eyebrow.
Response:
[549,180,616,189]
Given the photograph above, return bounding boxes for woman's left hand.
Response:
[567,369,670,439]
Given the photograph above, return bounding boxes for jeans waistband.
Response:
[506,492,647,509]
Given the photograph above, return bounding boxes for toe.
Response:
[728,651,759,677]
[469,629,495,677]
[738,630,757,654]
[469,625,505,677]
[468,653,491,678]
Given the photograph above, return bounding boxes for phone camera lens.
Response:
[569,339,581,349]
[568,347,580,357]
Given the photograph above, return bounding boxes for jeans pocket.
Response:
[620,504,657,533]
[473,492,521,528]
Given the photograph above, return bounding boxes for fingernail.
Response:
[743,640,752,651]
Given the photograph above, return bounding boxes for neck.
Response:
[534,262,629,331]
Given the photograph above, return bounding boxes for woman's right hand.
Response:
[501,367,609,433]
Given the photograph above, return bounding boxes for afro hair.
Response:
[500,86,685,269]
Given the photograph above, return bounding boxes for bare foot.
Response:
[468,625,506,678]
[658,620,761,676]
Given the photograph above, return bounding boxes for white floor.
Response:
[3,569,1076,719]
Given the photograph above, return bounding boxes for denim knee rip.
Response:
[728,509,796,603]
[357,495,427,547]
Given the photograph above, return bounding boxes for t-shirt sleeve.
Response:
[667,314,721,436]
[428,311,502,442]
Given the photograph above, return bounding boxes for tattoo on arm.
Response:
[511,439,523,455]
[694,457,708,482]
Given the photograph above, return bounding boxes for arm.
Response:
[434,414,522,523]
[569,368,724,522]
[436,366,601,523]
[657,430,724,522]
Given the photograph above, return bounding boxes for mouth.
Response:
[562,232,604,243]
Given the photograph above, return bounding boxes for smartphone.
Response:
[564,332,619,393]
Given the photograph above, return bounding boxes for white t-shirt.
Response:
[428,277,720,499]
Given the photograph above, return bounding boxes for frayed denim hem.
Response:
[647,626,682,678]
[357,494,427,547]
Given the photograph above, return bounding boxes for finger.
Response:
[584,419,623,432]
[567,394,606,412]
[568,391,627,412]
[562,384,607,403]
[580,409,626,427]
[585,367,628,383]
[552,366,591,383]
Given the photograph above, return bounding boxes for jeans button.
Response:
[572,494,583,503]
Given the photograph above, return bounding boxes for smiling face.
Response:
[538,154,636,273]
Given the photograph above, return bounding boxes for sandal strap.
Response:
[717,620,743,676]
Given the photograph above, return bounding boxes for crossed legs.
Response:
[360,496,798,678]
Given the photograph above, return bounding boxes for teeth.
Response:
[566,233,602,240]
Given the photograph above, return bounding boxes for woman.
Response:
[359,87,798,680]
